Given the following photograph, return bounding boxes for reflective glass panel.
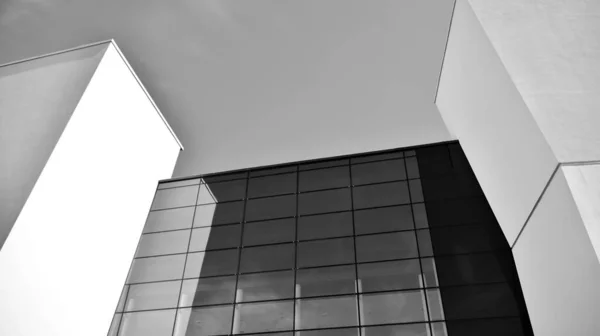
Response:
[243,218,295,246]
[151,185,198,210]
[356,231,418,263]
[413,203,428,229]
[353,182,410,209]
[297,212,353,240]
[297,238,354,268]
[440,283,520,320]
[246,195,296,222]
[299,166,350,192]
[409,179,424,203]
[206,179,246,202]
[298,188,351,215]
[362,324,429,336]
[179,276,236,307]
[296,329,359,336]
[135,230,190,258]
[174,306,233,336]
[158,179,200,189]
[248,173,297,198]
[351,159,406,185]
[234,301,293,334]
[189,225,241,252]
[125,280,180,311]
[184,250,239,278]
[295,295,358,329]
[144,207,195,233]
[240,243,295,273]
[360,291,427,325]
[296,265,356,297]
[119,309,176,336]
[405,156,420,179]
[354,205,414,235]
[236,270,295,302]
[357,259,422,292]
[351,151,403,164]
[127,254,185,284]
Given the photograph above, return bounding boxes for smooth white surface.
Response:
[0,43,108,249]
[513,168,600,336]
[563,164,600,261]
[435,0,558,245]
[468,0,600,162]
[0,43,180,336]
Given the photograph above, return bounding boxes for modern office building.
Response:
[1,1,599,336]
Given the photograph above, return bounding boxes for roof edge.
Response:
[0,40,113,69]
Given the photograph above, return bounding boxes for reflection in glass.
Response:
[243,218,295,246]
[180,276,236,307]
[296,265,356,297]
[431,322,448,336]
[356,231,418,263]
[237,270,295,302]
[248,173,297,198]
[234,301,293,334]
[116,285,129,312]
[206,179,246,202]
[197,184,215,204]
[362,324,429,336]
[295,296,358,329]
[299,166,350,192]
[174,306,233,336]
[354,205,413,235]
[351,159,406,185]
[360,291,427,325]
[427,288,445,320]
[151,185,198,210]
[246,195,296,222]
[297,238,354,268]
[127,254,186,284]
[296,329,359,336]
[184,250,238,278]
[144,207,195,233]
[440,283,520,320]
[421,258,439,287]
[357,259,422,292]
[189,225,241,252]
[119,309,176,336]
[297,212,353,240]
[240,244,295,273]
[211,201,245,225]
[353,182,410,209]
[298,188,351,215]
[125,280,180,311]
[193,204,216,227]
[135,230,190,257]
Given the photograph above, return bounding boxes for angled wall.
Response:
[0,42,181,336]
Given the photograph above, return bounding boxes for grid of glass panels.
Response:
[108,142,533,336]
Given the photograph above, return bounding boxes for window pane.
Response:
[409,179,424,203]
[197,184,216,204]
[204,171,248,183]
[298,189,351,216]
[184,250,239,278]
[296,329,359,336]
[353,182,410,209]
[356,231,418,263]
[243,218,295,246]
[240,244,295,273]
[431,322,448,336]
[429,225,507,255]
[151,186,198,210]
[427,288,445,320]
[444,318,526,336]
[351,151,403,164]
[246,195,296,222]
[440,283,520,320]
[125,281,180,311]
[299,166,350,192]
[357,259,422,292]
[119,309,176,336]
[206,179,246,202]
[237,270,294,302]
[127,254,185,284]
[354,205,414,235]
[362,324,429,336]
[299,159,349,171]
[425,197,495,228]
[180,276,236,307]
[210,201,245,225]
[413,203,428,229]
[158,179,200,189]
[248,173,297,198]
[417,229,434,257]
[193,204,216,227]
[297,238,354,268]
[189,225,241,252]
[296,265,356,297]
[406,156,420,179]
[144,207,194,233]
[108,313,121,336]
[421,258,439,288]
[360,291,427,325]
[351,159,406,185]
[234,301,293,334]
[116,285,129,312]
[174,306,233,336]
[135,230,190,257]
[250,165,297,177]
[433,253,515,287]
[295,295,358,329]
[297,212,353,240]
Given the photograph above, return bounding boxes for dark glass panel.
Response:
[187,275,237,306]
[356,231,418,263]
[243,218,295,246]
[189,225,241,252]
[193,249,239,278]
[445,318,526,336]
[296,328,359,336]
[211,201,245,225]
[250,165,297,177]
[144,206,194,233]
[429,225,508,255]
[409,179,424,203]
[298,188,352,215]
[299,158,349,171]
[203,171,248,183]
[237,270,295,302]
[205,179,246,202]
[296,265,356,297]
[295,295,358,329]
[357,259,422,292]
[299,166,350,192]
[240,243,295,273]
[441,283,520,320]
[417,229,434,257]
[246,195,296,222]
[360,291,427,325]
[412,203,428,229]
[420,174,483,201]
[415,145,452,177]
[297,238,354,268]
[406,156,420,179]
[351,151,403,164]
[297,212,353,240]
[351,159,406,185]
[176,306,233,336]
[424,197,496,227]
[248,173,297,198]
[432,253,515,287]
[354,205,414,235]
[353,182,410,209]
[362,324,429,336]
[234,301,293,334]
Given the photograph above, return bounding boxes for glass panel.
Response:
[360,291,427,325]
[409,179,424,203]
[297,212,353,240]
[174,306,233,336]
[296,265,356,297]
[362,324,430,336]
[354,205,414,235]
[250,165,297,177]
[135,230,190,257]
[357,259,422,292]
[119,309,176,336]
[248,173,297,198]
[421,258,439,288]
[299,166,350,192]
[127,254,185,284]
[351,159,406,185]
[296,329,359,336]
[193,204,216,227]
[433,253,514,287]
[427,288,445,320]
[243,218,295,246]
[297,238,354,268]
[415,146,452,177]
[298,188,352,216]
[353,182,410,209]
[356,231,418,263]
[203,171,248,183]
[417,230,434,257]
[240,243,295,273]
[125,280,180,311]
[151,185,198,210]
[197,184,216,204]
[405,150,416,156]
[144,207,194,233]
[406,156,420,179]
[444,318,525,336]
[116,285,128,312]
[234,301,294,334]
[108,313,121,336]
[428,225,507,255]
[299,159,349,171]
[205,179,246,202]
[246,195,296,222]
[425,197,495,228]
[179,276,236,307]
[295,295,358,329]
[431,322,448,336]
[351,151,403,164]
[413,203,428,229]
[440,283,520,320]
[236,270,295,302]
[189,225,241,252]
[202,201,245,226]
[158,178,200,189]
[184,250,239,278]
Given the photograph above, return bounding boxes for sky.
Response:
[0,0,455,177]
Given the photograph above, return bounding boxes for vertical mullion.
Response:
[348,163,363,335]
[293,165,299,332]
[230,176,250,335]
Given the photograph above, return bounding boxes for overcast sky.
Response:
[0,0,455,177]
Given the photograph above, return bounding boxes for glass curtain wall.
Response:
[108,142,533,336]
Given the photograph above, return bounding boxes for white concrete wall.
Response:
[0,43,108,249]
[0,42,181,336]
[435,0,557,245]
